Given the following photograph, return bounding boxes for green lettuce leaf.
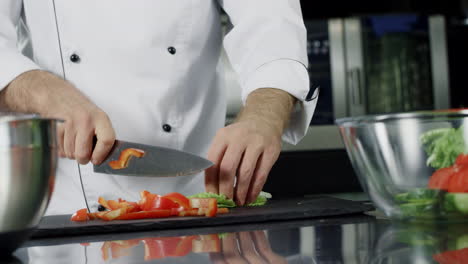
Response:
[188,191,272,208]
[188,193,236,208]
[420,126,465,169]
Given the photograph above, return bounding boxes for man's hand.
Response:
[209,231,287,264]
[0,70,115,165]
[205,88,295,205]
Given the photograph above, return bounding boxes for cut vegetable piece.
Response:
[399,200,437,218]
[217,208,229,214]
[445,193,468,214]
[163,192,191,210]
[189,198,218,217]
[108,148,146,170]
[448,165,468,193]
[117,210,173,220]
[429,167,456,191]
[395,188,443,203]
[456,154,468,166]
[101,208,128,221]
[420,126,465,170]
[456,234,468,250]
[98,196,110,210]
[71,208,89,222]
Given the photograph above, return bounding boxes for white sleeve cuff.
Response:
[0,49,40,91]
[241,59,318,145]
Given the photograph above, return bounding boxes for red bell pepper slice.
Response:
[189,198,218,217]
[163,192,191,210]
[217,208,229,214]
[428,167,456,190]
[139,191,182,211]
[116,210,173,220]
[98,196,111,210]
[100,208,128,221]
[71,208,89,222]
[109,148,145,170]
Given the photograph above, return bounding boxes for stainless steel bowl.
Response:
[336,110,468,222]
[0,114,58,255]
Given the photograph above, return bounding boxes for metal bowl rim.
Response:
[335,110,468,127]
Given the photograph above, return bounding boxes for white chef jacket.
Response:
[0,0,317,215]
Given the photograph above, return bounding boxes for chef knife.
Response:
[93,140,213,177]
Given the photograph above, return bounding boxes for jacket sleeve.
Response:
[219,0,317,145]
[0,1,39,91]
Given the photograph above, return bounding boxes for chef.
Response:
[0,0,317,215]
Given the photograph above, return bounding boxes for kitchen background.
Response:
[221,0,468,198]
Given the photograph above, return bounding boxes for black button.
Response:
[70,54,80,63]
[162,124,172,132]
[167,47,176,55]
[97,205,107,211]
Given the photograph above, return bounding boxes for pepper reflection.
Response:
[87,231,286,263]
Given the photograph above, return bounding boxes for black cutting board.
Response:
[33,196,374,238]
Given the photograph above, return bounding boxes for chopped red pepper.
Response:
[71,208,89,222]
[163,192,192,210]
[117,210,173,220]
[189,198,218,217]
[72,191,227,222]
[109,148,145,170]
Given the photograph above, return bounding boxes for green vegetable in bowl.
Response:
[420,127,465,170]
[395,188,443,204]
[444,193,468,214]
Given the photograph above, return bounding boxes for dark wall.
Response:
[447,19,468,108]
[264,150,363,198]
[300,0,465,19]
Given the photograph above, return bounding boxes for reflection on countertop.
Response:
[8,213,468,263]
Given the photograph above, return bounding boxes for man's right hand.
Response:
[0,70,115,165]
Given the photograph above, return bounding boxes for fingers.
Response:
[252,231,287,264]
[57,124,65,158]
[63,120,76,159]
[237,232,266,264]
[235,146,263,205]
[91,114,115,165]
[221,233,248,264]
[75,126,94,165]
[245,149,279,205]
[58,108,115,165]
[205,137,228,194]
[219,143,245,200]
[209,253,228,264]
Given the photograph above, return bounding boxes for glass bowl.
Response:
[336,110,468,222]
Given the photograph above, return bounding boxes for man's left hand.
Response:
[205,118,281,206]
[205,88,295,206]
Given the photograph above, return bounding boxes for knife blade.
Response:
[93,140,213,177]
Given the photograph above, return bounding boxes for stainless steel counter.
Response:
[5,210,465,264]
